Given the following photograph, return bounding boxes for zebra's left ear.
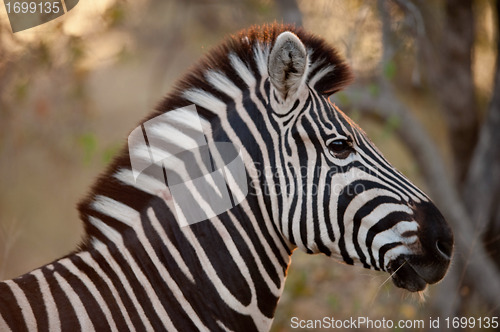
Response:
[268,31,308,101]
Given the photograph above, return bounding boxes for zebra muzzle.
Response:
[389,200,454,292]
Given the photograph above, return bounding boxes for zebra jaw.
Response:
[387,254,450,292]
[388,258,430,292]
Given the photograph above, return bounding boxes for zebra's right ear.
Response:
[268,31,308,101]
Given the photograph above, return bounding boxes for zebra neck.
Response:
[1,195,292,331]
[70,164,292,330]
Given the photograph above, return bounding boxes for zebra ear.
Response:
[268,31,308,101]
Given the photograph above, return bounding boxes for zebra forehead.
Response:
[305,98,358,139]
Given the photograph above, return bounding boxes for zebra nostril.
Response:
[436,239,452,260]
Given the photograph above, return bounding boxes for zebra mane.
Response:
[157,23,353,118]
[76,23,353,247]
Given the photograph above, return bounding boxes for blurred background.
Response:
[1,0,499,330]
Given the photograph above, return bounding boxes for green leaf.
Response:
[383,60,397,80]
[350,108,361,122]
[78,133,98,165]
[288,270,310,297]
[368,83,380,97]
[381,114,400,139]
[386,114,400,130]
[14,80,29,102]
[106,4,126,27]
[102,143,121,165]
[326,295,339,311]
[335,91,350,106]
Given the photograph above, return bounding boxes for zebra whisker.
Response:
[370,261,408,304]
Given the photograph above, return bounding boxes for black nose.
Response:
[404,200,454,285]
[390,200,454,290]
[436,238,453,260]
[414,200,454,262]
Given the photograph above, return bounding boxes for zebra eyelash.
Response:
[325,135,349,145]
[325,135,355,159]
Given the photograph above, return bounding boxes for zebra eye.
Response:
[327,138,353,158]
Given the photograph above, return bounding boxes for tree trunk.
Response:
[462,2,500,267]
[416,0,479,184]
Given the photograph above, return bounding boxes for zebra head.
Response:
[177,24,453,295]
[261,29,454,292]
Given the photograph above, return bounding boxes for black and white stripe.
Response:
[0,24,453,331]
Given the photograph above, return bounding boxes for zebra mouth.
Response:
[388,257,428,292]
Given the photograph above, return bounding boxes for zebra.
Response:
[0,24,453,331]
